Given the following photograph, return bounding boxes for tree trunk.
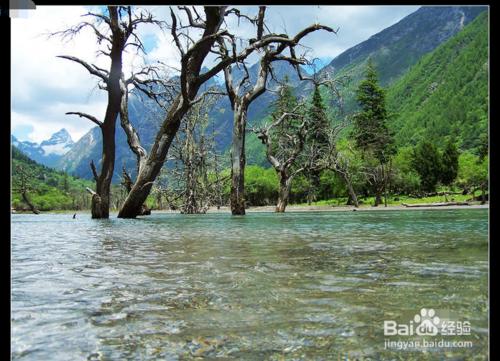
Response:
[374,192,382,207]
[118,169,156,218]
[157,191,163,210]
[118,96,188,218]
[181,120,201,214]
[91,120,116,219]
[306,181,314,205]
[230,103,247,215]
[90,8,122,219]
[21,192,40,215]
[276,172,292,213]
[384,161,391,207]
[307,194,312,206]
[90,192,104,218]
[341,173,359,208]
[118,8,226,219]
[183,160,198,214]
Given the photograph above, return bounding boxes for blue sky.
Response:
[11,5,419,143]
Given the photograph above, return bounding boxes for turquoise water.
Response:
[11,209,488,360]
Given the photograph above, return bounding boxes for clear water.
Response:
[11,209,488,360]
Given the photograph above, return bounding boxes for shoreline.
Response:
[207,203,489,213]
[13,203,489,215]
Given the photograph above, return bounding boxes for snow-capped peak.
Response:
[40,129,74,156]
[41,128,74,146]
[12,129,76,166]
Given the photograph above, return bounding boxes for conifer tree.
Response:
[270,76,300,153]
[352,59,394,162]
[352,59,394,205]
[255,78,309,212]
[412,140,442,193]
[308,84,330,147]
[304,83,330,204]
[440,140,459,186]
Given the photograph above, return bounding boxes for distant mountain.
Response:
[11,129,74,167]
[386,10,488,151]
[56,5,488,179]
[40,128,74,155]
[328,6,484,81]
[296,5,487,113]
[246,5,487,165]
[11,145,94,211]
[208,60,304,151]
[56,61,302,181]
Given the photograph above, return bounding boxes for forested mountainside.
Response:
[386,11,488,153]
[11,145,94,211]
[304,6,486,113]
[245,7,487,166]
[48,6,487,179]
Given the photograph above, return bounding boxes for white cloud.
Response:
[12,98,108,143]
[11,6,108,142]
[263,5,420,60]
[11,5,419,144]
[10,6,155,142]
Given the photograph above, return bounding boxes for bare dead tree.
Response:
[315,121,360,207]
[12,164,40,214]
[359,154,395,207]
[146,161,173,211]
[275,67,357,208]
[219,7,337,215]
[121,166,133,193]
[362,164,384,206]
[168,93,226,214]
[119,59,224,215]
[117,6,337,218]
[54,6,164,218]
[117,6,228,218]
[253,103,308,212]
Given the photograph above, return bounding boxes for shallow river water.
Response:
[12,209,488,360]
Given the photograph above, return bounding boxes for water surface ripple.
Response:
[12,209,488,360]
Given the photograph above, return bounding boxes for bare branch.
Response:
[179,6,205,28]
[224,7,259,24]
[66,112,103,127]
[253,103,306,171]
[82,11,112,26]
[223,64,236,107]
[119,78,148,173]
[57,55,109,82]
[199,23,337,87]
[90,160,99,182]
[236,62,251,93]
[86,187,97,196]
[190,89,226,106]
[130,8,167,29]
[50,20,112,46]
[256,7,266,40]
[170,7,185,57]
[121,166,133,193]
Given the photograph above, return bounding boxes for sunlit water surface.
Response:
[12,209,488,360]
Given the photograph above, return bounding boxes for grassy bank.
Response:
[296,193,476,207]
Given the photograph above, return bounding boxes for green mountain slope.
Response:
[386,11,488,152]
[55,7,487,177]
[296,6,486,115]
[12,146,95,211]
[245,6,487,167]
